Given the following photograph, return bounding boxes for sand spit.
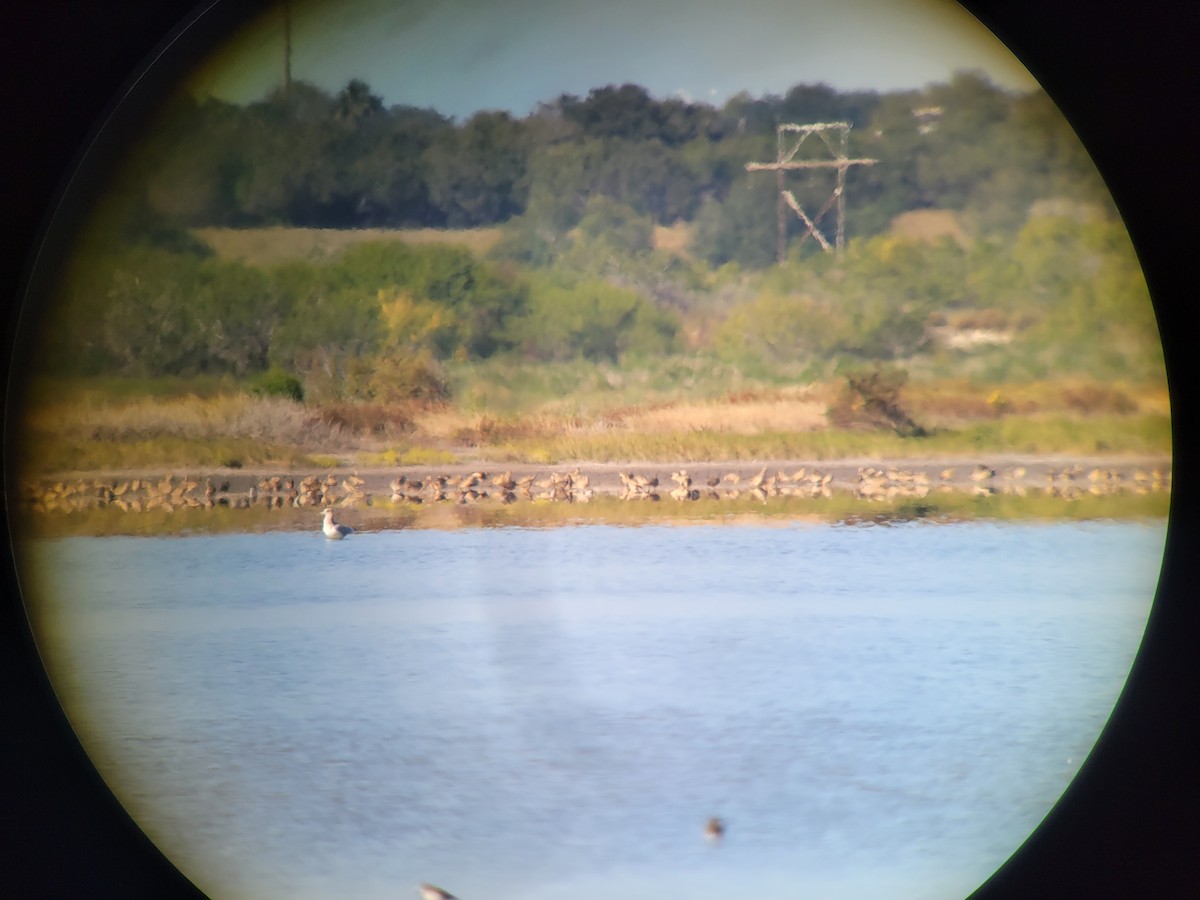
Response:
[19,456,1172,520]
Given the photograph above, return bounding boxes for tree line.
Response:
[119,72,1106,263]
[42,208,1158,400]
[32,71,1159,401]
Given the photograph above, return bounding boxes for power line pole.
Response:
[746,122,877,264]
[282,0,293,100]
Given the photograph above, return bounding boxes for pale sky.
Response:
[188,0,1038,118]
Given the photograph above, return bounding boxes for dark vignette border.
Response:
[0,1,1196,896]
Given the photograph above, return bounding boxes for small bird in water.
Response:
[419,884,458,900]
[705,816,726,842]
[321,507,354,540]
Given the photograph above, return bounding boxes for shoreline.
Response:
[14,454,1173,536]
[22,453,1173,497]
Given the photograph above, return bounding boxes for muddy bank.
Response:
[19,454,1172,520]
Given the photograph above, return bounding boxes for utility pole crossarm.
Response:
[745,121,877,262]
[745,158,878,171]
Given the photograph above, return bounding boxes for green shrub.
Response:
[366,350,450,402]
[250,367,305,402]
[515,273,678,363]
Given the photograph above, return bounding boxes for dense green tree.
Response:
[104,72,1122,245]
[424,111,530,226]
[719,91,783,137]
[333,79,385,127]
[38,70,1162,393]
[47,247,287,378]
[561,84,663,142]
[690,174,781,269]
[514,273,677,362]
[522,140,609,230]
[575,196,655,256]
[268,261,381,398]
[780,83,880,129]
[593,138,703,223]
[331,241,527,358]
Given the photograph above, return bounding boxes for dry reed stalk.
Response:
[409,407,485,440]
[23,394,321,444]
[611,399,827,435]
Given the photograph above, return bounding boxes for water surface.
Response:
[23,520,1165,899]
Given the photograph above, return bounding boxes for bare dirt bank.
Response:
[27,454,1172,506]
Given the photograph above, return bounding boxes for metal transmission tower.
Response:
[281,0,293,100]
[746,122,877,263]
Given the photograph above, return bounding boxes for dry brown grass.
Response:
[309,403,416,439]
[888,209,971,247]
[606,397,826,434]
[939,308,1017,331]
[399,388,829,446]
[18,373,1170,476]
[652,222,693,256]
[1133,385,1171,416]
[193,226,505,266]
[1060,384,1140,415]
[21,393,317,443]
[409,406,495,441]
[900,377,1168,425]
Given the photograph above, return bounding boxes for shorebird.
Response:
[515,473,536,497]
[705,816,726,841]
[321,507,354,539]
[419,884,458,900]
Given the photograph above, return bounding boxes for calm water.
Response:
[23,520,1165,899]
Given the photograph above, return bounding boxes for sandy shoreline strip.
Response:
[29,454,1172,495]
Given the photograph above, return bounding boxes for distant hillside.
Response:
[193,224,694,267]
[193,226,504,266]
[888,210,971,247]
[119,73,1109,274]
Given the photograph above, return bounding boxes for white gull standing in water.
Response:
[418,885,458,900]
[322,507,354,539]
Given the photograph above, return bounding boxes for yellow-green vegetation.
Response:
[14,75,1172,540]
[193,226,505,267]
[360,446,461,468]
[14,371,1171,475]
[16,389,327,472]
[480,413,1171,465]
[19,435,317,474]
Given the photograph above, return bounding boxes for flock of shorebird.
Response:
[19,472,375,515]
[20,463,1170,517]
[416,817,727,899]
[619,466,835,503]
[852,463,1170,500]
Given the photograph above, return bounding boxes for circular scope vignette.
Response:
[3,2,1195,898]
